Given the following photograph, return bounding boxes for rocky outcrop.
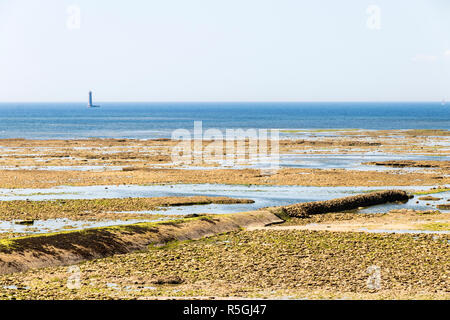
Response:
[282,190,411,218]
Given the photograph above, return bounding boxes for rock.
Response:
[14,220,35,226]
[419,196,441,201]
[152,276,183,285]
[282,190,410,218]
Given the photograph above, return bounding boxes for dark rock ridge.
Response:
[282,190,411,218]
[364,160,450,169]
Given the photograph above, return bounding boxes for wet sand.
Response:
[252,209,449,233]
[0,168,447,188]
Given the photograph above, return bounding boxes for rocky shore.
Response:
[0,229,447,300]
[0,129,448,300]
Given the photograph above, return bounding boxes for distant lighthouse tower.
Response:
[88,91,100,108]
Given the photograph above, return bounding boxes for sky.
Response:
[0,0,449,102]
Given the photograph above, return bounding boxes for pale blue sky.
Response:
[0,0,449,102]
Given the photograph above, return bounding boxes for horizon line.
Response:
[0,100,446,104]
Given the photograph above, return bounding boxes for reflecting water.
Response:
[0,184,447,213]
[0,184,447,234]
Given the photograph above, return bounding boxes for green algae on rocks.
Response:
[0,210,281,274]
[0,196,255,221]
[0,229,448,300]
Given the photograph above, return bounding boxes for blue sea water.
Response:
[0,102,448,139]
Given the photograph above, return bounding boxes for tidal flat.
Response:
[0,129,448,300]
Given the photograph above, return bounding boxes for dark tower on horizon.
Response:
[88,91,100,108]
[88,91,93,107]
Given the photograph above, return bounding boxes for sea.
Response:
[0,102,448,139]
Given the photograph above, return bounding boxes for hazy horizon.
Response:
[0,100,447,104]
